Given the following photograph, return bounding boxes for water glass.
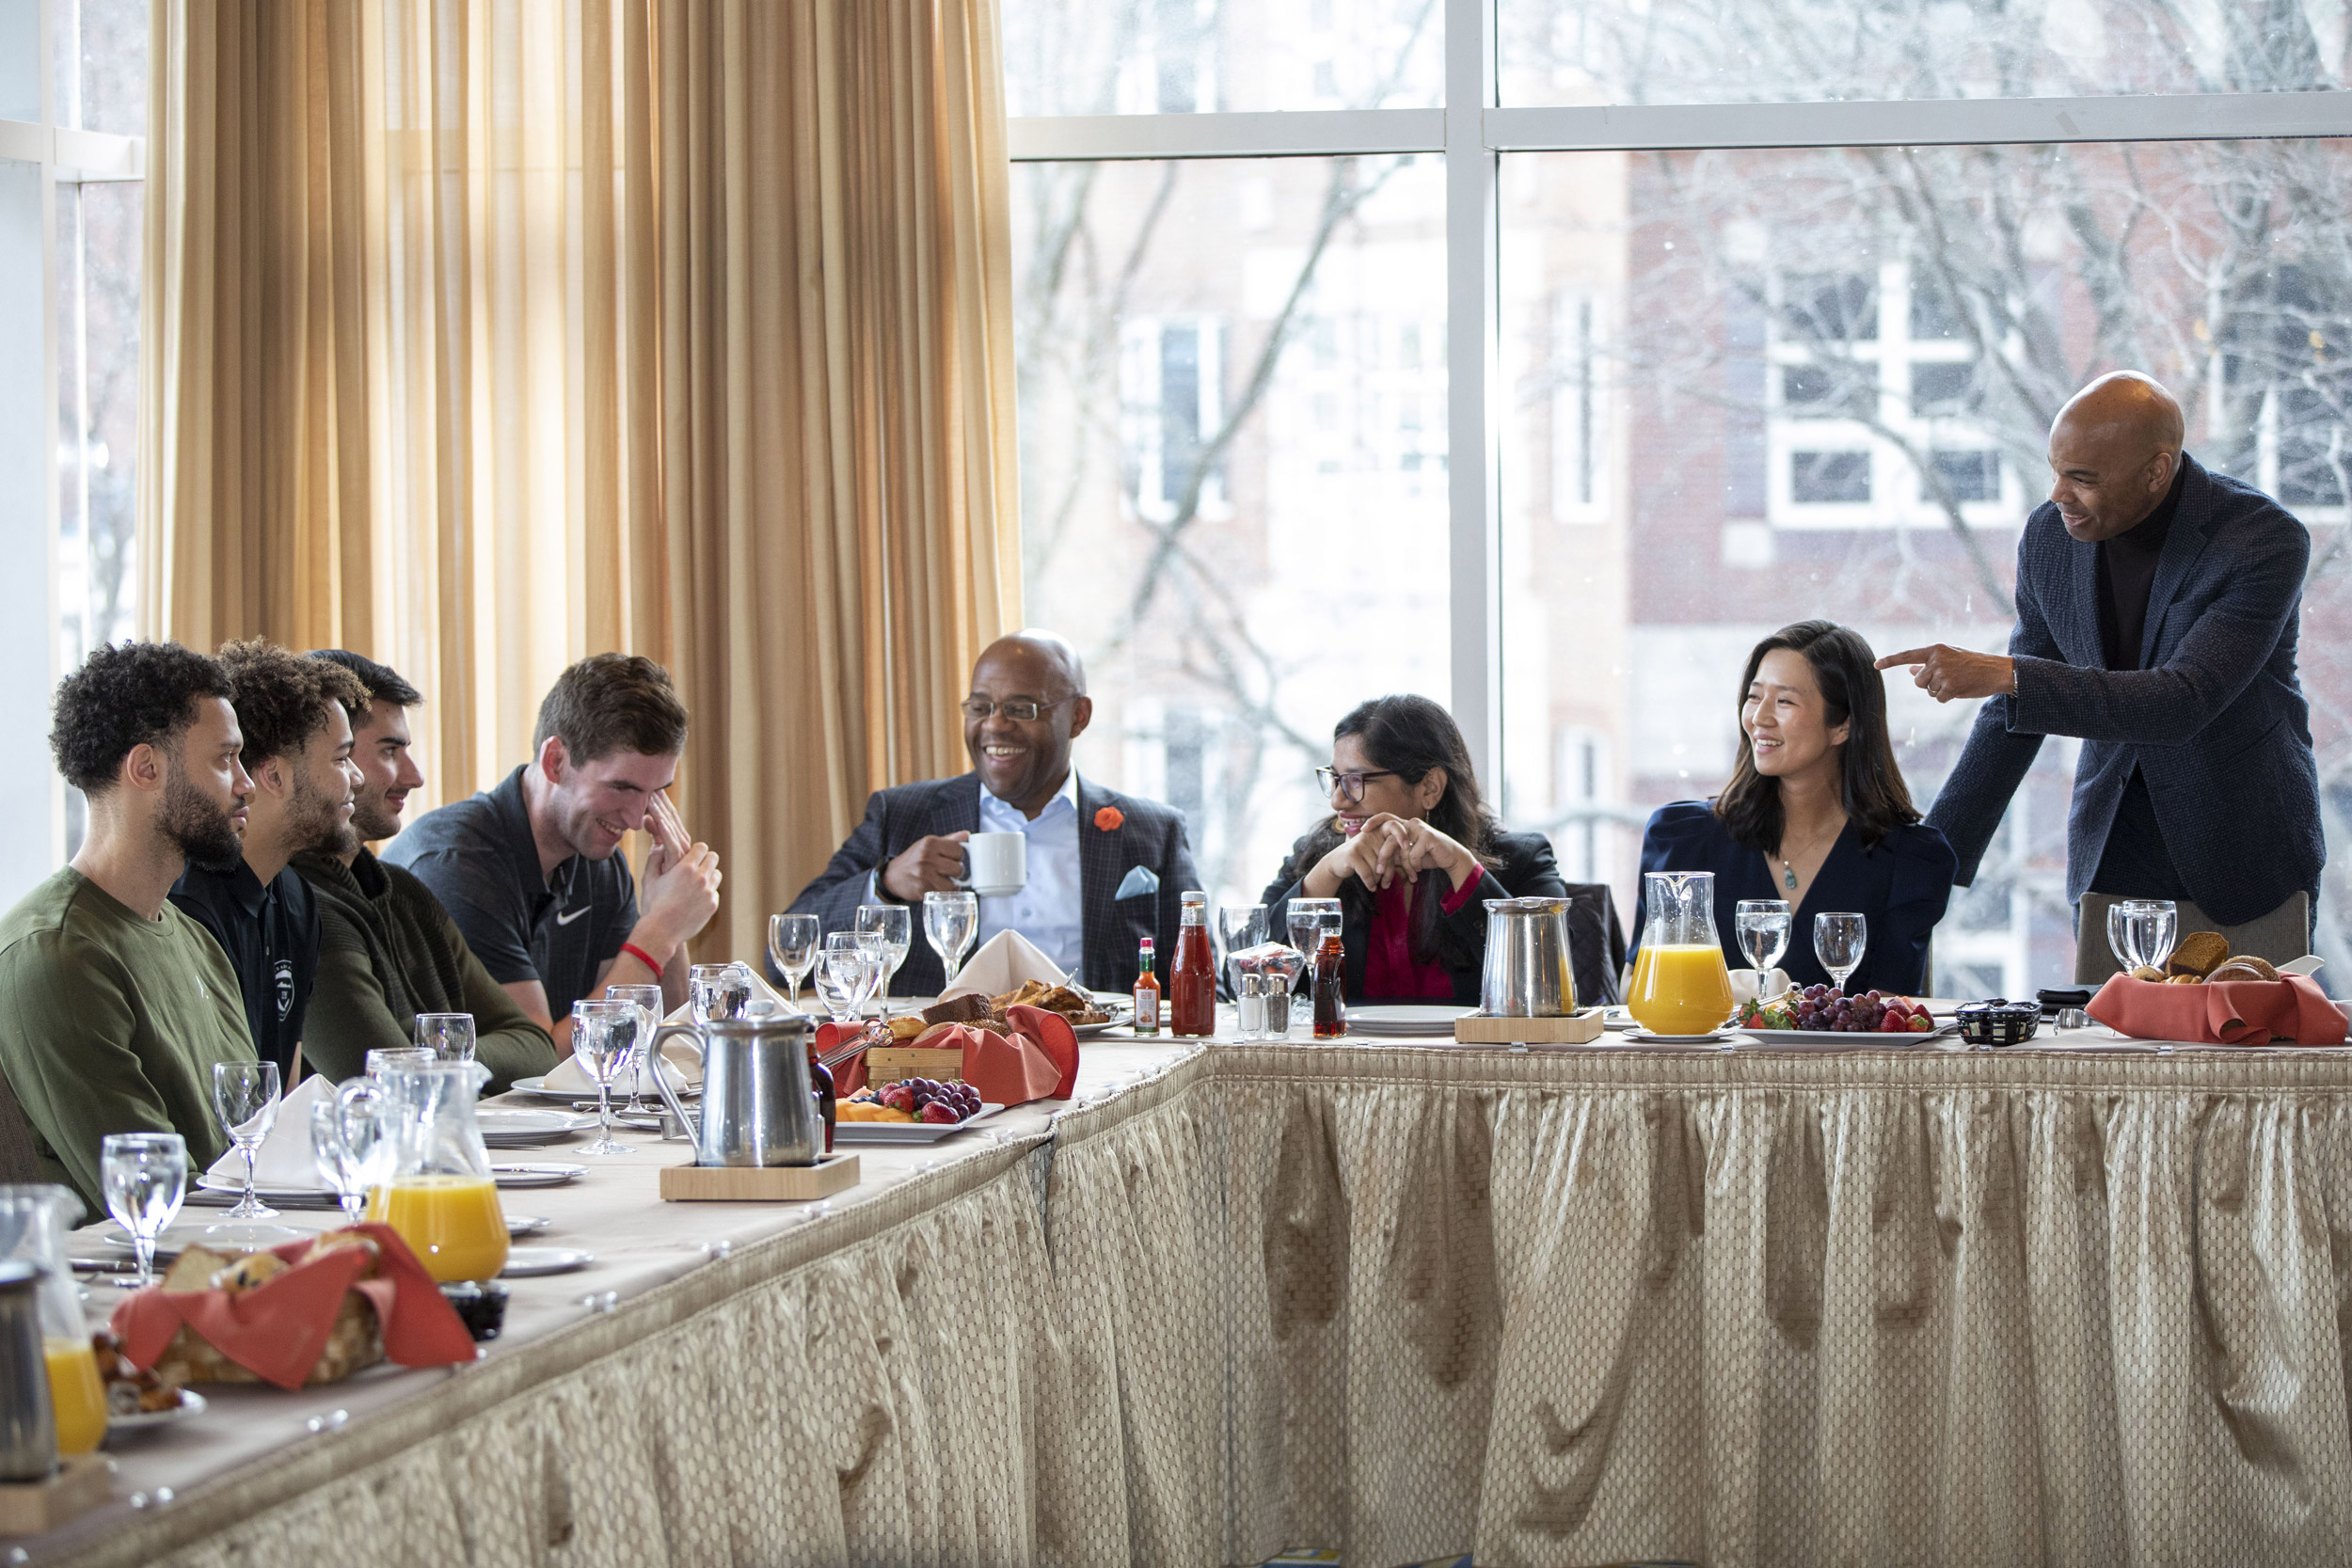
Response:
[366,1047,435,1078]
[307,1101,370,1222]
[1287,897,1342,957]
[688,962,752,1023]
[1736,899,1792,977]
[2106,898,2179,974]
[854,905,914,1016]
[769,912,822,1007]
[606,983,664,1115]
[99,1132,185,1289]
[212,1060,282,1220]
[814,934,879,1026]
[1219,904,1266,995]
[923,892,979,987]
[571,999,639,1156]
[1813,911,1867,992]
[413,1012,476,1063]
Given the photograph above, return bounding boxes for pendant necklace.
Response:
[1776,817,1844,895]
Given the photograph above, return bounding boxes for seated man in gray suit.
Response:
[787,631,1201,996]
[1880,372,2323,982]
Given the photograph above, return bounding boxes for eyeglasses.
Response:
[960,696,1073,723]
[1315,767,1402,803]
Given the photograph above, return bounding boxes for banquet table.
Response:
[23,1016,2352,1568]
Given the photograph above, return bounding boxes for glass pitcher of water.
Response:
[1629,870,1735,1037]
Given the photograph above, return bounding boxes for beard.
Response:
[159,765,245,873]
[348,790,402,844]
[291,768,359,860]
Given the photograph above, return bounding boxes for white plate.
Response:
[833,1103,1007,1145]
[479,1109,596,1145]
[1740,1022,1957,1047]
[1623,1028,1735,1044]
[500,1246,595,1277]
[491,1164,587,1189]
[108,1388,207,1433]
[506,1076,699,1104]
[505,1213,552,1237]
[193,1176,345,1206]
[1346,1005,1475,1037]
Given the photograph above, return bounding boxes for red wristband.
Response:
[620,941,664,979]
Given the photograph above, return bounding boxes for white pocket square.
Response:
[1115,865,1159,901]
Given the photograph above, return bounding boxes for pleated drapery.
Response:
[137,0,1022,960]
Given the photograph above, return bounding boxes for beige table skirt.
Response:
[64,1041,2352,1568]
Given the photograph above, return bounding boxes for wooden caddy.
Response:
[659,1152,862,1203]
[1451,1009,1606,1046]
[0,1452,111,1534]
[865,1047,964,1086]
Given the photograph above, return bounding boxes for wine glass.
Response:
[688,962,752,1023]
[923,892,979,987]
[1736,899,1792,983]
[1814,911,1867,993]
[99,1132,184,1289]
[1219,904,1266,995]
[854,905,913,1016]
[814,934,879,1027]
[769,912,821,1008]
[2106,898,2179,974]
[308,1099,371,1224]
[413,1012,476,1063]
[212,1060,282,1220]
[366,1046,434,1077]
[607,983,664,1116]
[571,999,639,1156]
[1287,897,1341,958]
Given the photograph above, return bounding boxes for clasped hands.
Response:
[639,791,723,944]
[1874,644,2018,704]
[1311,814,1472,895]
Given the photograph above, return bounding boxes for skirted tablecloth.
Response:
[69,1041,2352,1568]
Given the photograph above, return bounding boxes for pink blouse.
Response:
[1363,874,1482,999]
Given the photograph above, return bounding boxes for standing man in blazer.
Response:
[1880,372,2324,982]
[787,631,1202,995]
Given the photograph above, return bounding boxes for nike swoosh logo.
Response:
[555,906,590,927]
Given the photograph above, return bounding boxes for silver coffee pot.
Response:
[646,1013,820,1167]
[1478,896,1580,1017]
[0,1259,54,1481]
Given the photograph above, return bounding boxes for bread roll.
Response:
[2206,959,2276,985]
[2129,965,2167,982]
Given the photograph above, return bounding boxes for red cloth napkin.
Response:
[824,1004,1079,1104]
[2088,973,2348,1047]
[110,1223,476,1390]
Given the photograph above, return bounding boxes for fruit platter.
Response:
[834,1078,1004,1144]
[1731,985,1956,1046]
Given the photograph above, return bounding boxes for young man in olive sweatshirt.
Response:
[0,643,259,1214]
[291,651,556,1091]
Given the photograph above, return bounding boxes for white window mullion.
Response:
[1445,0,1500,789]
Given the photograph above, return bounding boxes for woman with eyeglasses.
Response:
[1259,694,1569,1006]
[1632,619,1957,996]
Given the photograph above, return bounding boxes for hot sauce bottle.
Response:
[1170,892,1217,1037]
[1311,929,1346,1038]
[1133,937,1162,1037]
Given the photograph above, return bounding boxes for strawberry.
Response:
[1908,1014,1933,1032]
[918,1101,960,1124]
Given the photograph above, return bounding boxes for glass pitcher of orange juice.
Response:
[358,1060,509,1283]
[1629,870,1736,1037]
[0,1187,103,1455]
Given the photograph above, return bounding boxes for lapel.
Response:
[2066,524,2102,666]
[2139,455,2217,667]
[1073,776,1110,981]
[933,773,984,841]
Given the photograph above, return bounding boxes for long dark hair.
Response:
[1279,695,1499,964]
[1715,620,1919,853]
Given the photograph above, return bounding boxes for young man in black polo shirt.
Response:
[384,655,722,1053]
[168,642,367,1080]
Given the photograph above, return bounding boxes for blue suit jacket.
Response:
[785,771,1201,995]
[1929,454,2323,925]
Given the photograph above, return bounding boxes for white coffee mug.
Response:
[961,832,1027,898]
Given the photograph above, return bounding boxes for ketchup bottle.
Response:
[1169,892,1216,1037]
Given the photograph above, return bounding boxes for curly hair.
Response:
[532,653,689,764]
[215,641,368,769]
[51,641,235,795]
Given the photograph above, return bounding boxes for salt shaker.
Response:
[1237,973,1266,1040]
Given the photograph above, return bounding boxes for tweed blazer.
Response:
[785,771,1201,996]
[1929,453,2323,926]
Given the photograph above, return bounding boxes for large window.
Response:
[1009,0,2352,993]
[0,0,146,898]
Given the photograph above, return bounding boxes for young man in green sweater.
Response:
[293,652,556,1090]
[0,643,260,1215]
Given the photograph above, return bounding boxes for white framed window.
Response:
[1121,314,1232,524]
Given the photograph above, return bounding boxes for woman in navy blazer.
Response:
[1633,620,1958,997]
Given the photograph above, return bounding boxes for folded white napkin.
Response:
[1729,967,1793,1006]
[204,1072,338,1191]
[936,929,1067,1003]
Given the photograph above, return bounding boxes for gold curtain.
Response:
[137,0,1022,962]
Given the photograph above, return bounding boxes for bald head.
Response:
[2046,372,2185,542]
[963,630,1093,817]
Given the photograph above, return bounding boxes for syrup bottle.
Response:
[1170,892,1217,1037]
[1133,937,1162,1037]
[1311,929,1347,1039]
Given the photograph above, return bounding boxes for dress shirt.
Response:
[973,769,1085,976]
[1363,875,1482,1000]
